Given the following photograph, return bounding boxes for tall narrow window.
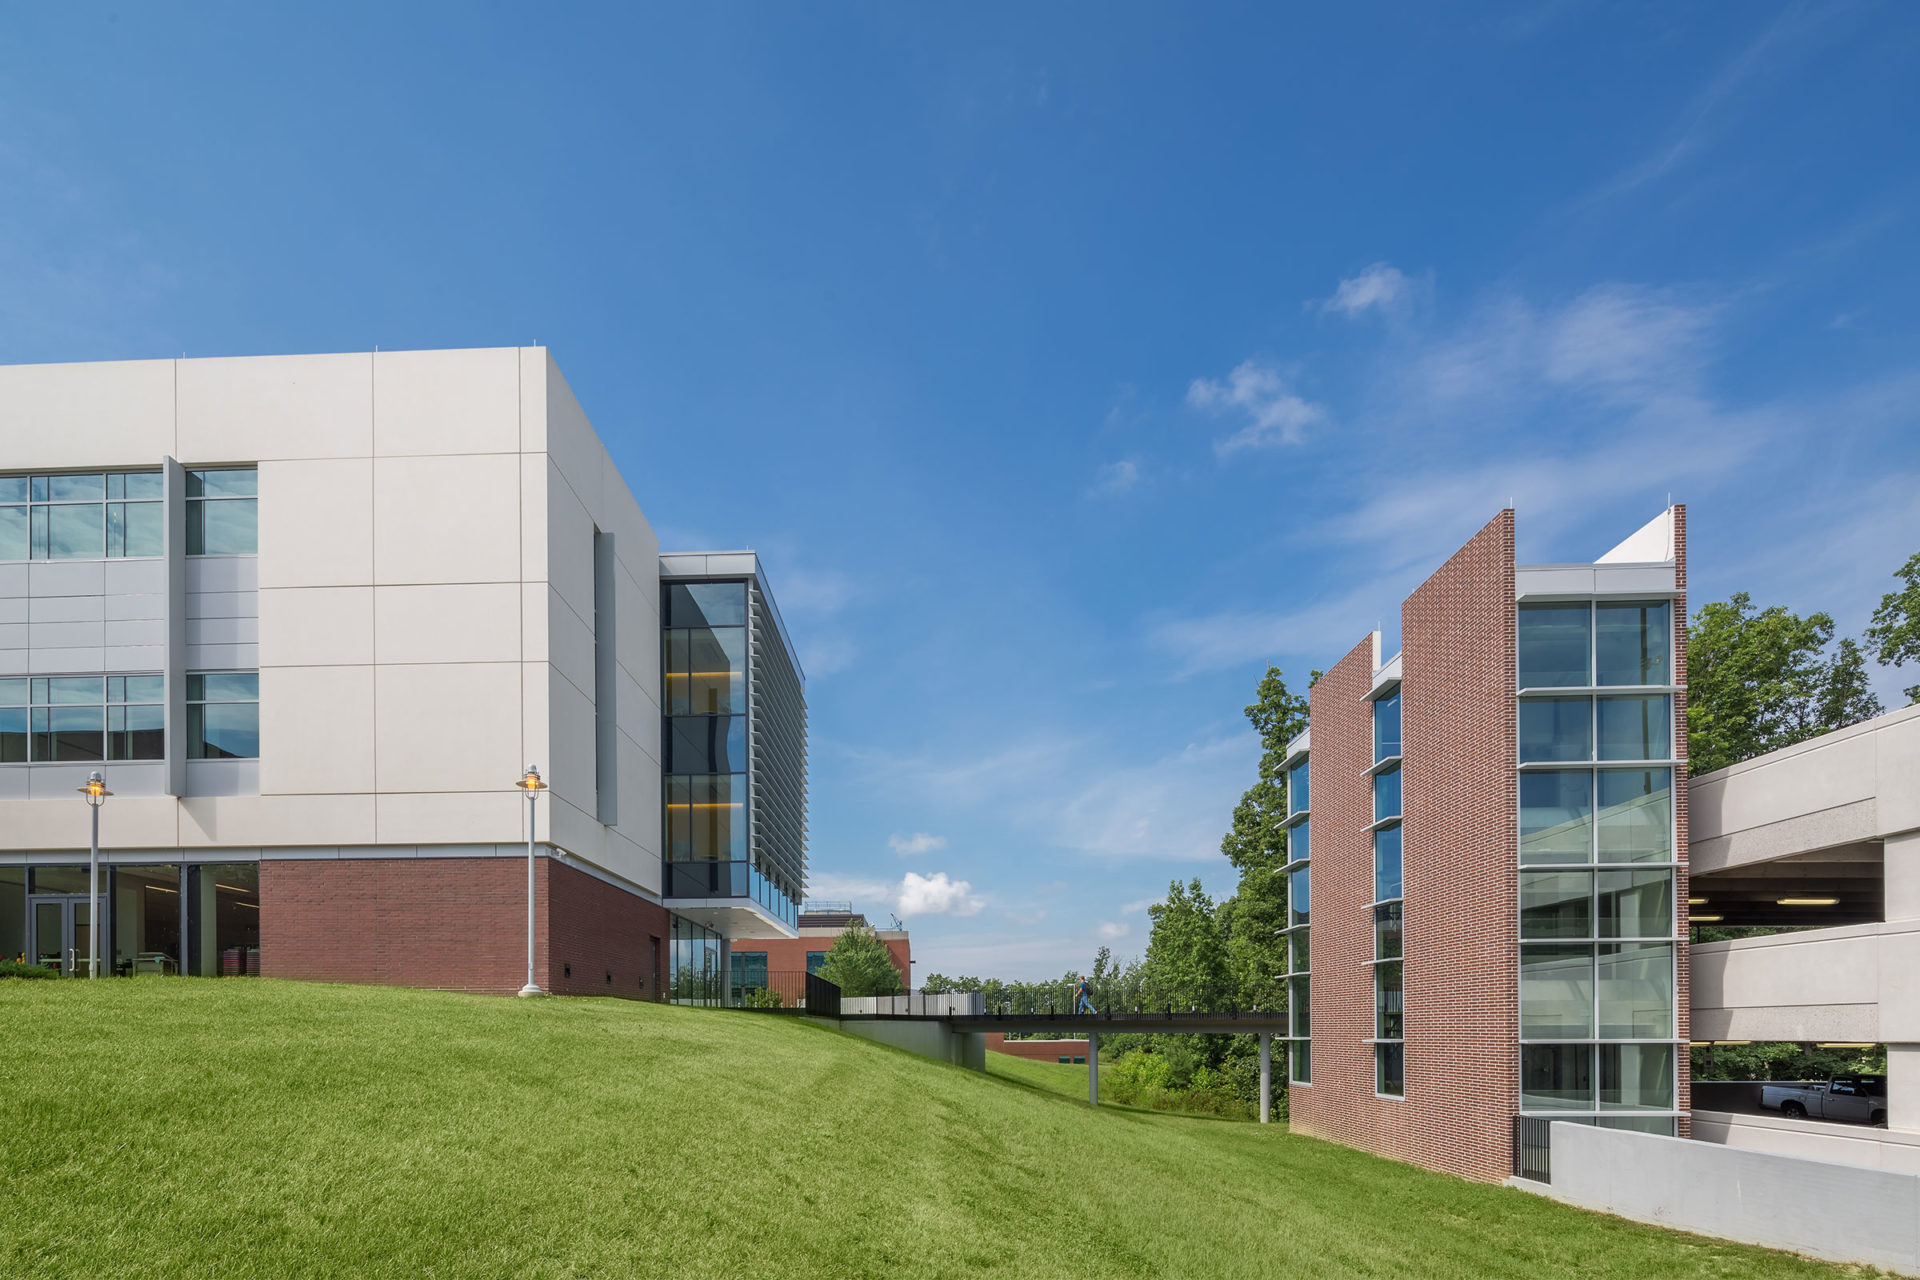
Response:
[593,530,617,825]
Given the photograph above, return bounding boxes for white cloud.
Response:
[1187,359,1324,453]
[898,871,985,918]
[1096,921,1130,940]
[887,831,947,856]
[1320,262,1411,318]
[805,867,985,920]
[1087,459,1141,497]
[1120,898,1160,915]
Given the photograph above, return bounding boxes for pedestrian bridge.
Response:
[742,981,1289,1119]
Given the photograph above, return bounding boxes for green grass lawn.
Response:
[0,980,1883,1279]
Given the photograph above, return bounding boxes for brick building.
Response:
[726,902,910,1002]
[1284,508,1689,1180]
[0,348,807,1000]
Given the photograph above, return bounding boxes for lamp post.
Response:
[78,771,111,979]
[515,765,546,996]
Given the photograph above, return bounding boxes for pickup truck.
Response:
[1760,1075,1887,1126]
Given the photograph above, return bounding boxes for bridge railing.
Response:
[732,970,840,1015]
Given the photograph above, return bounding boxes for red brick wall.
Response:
[1290,511,1519,1182]
[984,1034,1089,1061]
[731,932,911,984]
[260,856,668,999]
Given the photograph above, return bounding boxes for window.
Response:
[1290,927,1311,972]
[186,468,257,555]
[1374,967,1403,1039]
[1287,757,1309,815]
[187,672,259,759]
[188,863,260,976]
[1597,695,1670,761]
[0,471,163,561]
[729,951,769,1004]
[1373,688,1401,762]
[665,774,747,860]
[1290,1037,1311,1085]
[1518,602,1592,688]
[1373,764,1401,822]
[805,950,828,976]
[1596,771,1672,862]
[1595,601,1671,686]
[1288,818,1309,864]
[665,716,746,774]
[1520,697,1591,762]
[664,625,746,716]
[1373,902,1402,959]
[1288,866,1310,928]
[1,675,165,763]
[1520,771,1593,863]
[1289,976,1311,1038]
[1376,1042,1405,1098]
[1373,825,1402,902]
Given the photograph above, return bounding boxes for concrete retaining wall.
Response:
[820,1017,987,1071]
[1541,1121,1920,1274]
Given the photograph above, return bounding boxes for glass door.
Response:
[27,896,91,976]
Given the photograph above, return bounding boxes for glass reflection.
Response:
[1599,1044,1674,1111]
[1521,945,1594,1038]
[1597,943,1672,1038]
[1595,601,1670,686]
[1373,825,1402,902]
[1597,870,1671,938]
[1596,770,1671,862]
[1373,689,1401,761]
[1521,771,1593,863]
[112,865,182,976]
[1520,697,1591,763]
[1519,603,1591,688]
[1597,696,1669,761]
[1521,871,1592,939]
[1522,1044,1593,1110]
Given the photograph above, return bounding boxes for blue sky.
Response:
[3,3,1917,979]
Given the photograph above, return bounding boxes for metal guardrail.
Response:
[1512,1116,1552,1183]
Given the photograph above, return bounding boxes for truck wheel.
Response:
[1872,1110,1887,1127]
[1782,1102,1807,1119]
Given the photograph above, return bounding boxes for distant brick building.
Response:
[1284,508,1689,1181]
[725,902,909,1001]
[984,1034,1088,1063]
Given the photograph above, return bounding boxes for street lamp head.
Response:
[516,764,545,793]
[78,770,111,807]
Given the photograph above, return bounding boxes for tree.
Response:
[1687,594,1881,774]
[1143,878,1229,1013]
[1865,551,1920,704]
[1216,666,1311,1014]
[816,922,905,997]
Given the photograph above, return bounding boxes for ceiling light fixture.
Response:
[1776,897,1838,907]
[1691,915,1723,922]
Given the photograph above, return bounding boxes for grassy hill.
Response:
[0,980,1874,1279]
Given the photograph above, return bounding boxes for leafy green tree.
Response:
[1216,666,1310,1014]
[1865,551,1920,704]
[1688,594,1882,774]
[1143,879,1229,1013]
[816,922,905,997]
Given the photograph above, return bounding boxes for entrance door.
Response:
[27,896,93,976]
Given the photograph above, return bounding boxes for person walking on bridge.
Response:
[1075,977,1097,1016]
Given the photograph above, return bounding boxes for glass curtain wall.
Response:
[662,581,800,926]
[1517,599,1679,1134]
[670,914,723,1005]
[1283,750,1311,1084]
[1373,686,1405,1097]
